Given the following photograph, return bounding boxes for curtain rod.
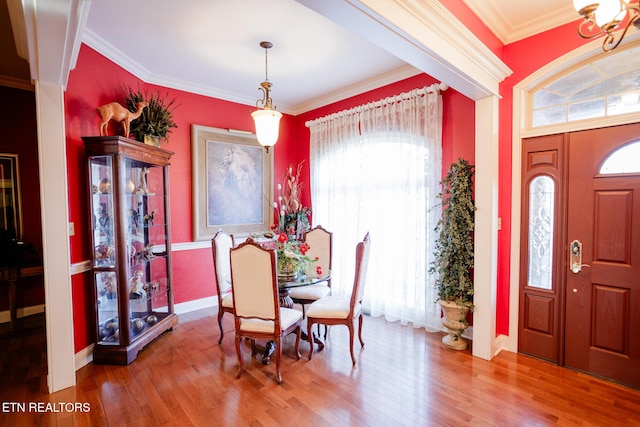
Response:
[305,83,448,128]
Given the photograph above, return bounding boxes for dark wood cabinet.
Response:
[83,136,178,365]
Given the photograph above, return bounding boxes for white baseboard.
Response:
[75,344,94,370]
[493,333,510,357]
[73,296,219,370]
[174,296,217,314]
[0,304,45,323]
[462,325,473,341]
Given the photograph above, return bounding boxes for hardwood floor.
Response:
[1,308,639,426]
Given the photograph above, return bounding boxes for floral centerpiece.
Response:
[262,233,321,279]
[272,162,311,239]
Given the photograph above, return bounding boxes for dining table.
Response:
[261,271,331,365]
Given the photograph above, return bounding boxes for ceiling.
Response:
[1,0,579,114]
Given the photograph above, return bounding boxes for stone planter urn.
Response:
[439,300,470,350]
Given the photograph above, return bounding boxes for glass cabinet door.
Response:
[124,159,170,341]
[89,155,119,345]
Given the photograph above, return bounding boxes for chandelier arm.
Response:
[625,1,640,28]
[602,17,637,51]
[578,17,604,39]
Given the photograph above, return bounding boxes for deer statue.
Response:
[97,101,148,138]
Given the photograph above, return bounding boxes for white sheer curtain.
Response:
[307,84,442,331]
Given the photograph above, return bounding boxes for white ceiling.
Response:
[3,0,580,114]
[84,0,419,115]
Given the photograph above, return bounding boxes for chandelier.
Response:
[574,0,640,51]
[251,41,282,151]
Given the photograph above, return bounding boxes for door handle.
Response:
[569,240,590,273]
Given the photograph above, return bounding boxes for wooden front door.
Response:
[565,123,640,388]
[520,123,640,389]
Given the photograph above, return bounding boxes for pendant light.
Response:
[251,41,282,151]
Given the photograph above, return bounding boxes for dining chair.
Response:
[230,240,302,384]
[211,229,235,344]
[289,225,332,317]
[306,232,371,365]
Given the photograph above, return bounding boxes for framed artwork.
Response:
[191,124,273,240]
[0,154,22,241]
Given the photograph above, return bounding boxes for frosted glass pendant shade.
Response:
[252,109,283,148]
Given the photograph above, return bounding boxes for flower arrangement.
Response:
[272,162,311,239]
[263,233,320,279]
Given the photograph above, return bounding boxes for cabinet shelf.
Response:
[84,135,178,365]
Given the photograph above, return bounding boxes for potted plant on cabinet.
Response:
[123,85,178,146]
[430,158,476,350]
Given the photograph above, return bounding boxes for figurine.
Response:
[95,243,115,265]
[128,208,139,232]
[127,243,136,265]
[99,272,116,300]
[142,243,155,261]
[143,210,155,226]
[129,270,146,299]
[97,101,148,138]
[136,167,151,195]
[148,281,159,296]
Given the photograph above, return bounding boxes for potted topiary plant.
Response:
[430,157,476,350]
[123,85,178,146]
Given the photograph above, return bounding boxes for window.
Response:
[599,141,640,174]
[308,85,443,330]
[531,45,640,128]
[527,175,555,290]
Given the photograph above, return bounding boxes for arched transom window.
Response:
[531,44,640,128]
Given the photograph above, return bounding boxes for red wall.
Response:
[64,45,474,351]
[64,45,301,350]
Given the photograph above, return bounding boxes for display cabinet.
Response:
[83,136,178,365]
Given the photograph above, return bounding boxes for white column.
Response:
[36,81,76,392]
[472,95,499,360]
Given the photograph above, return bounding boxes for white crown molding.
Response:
[83,28,420,115]
[393,0,512,85]
[9,0,89,87]
[292,64,421,114]
[463,0,580,45]
[84,29,263,110]
[82,28,153,82]
[507,5,579,44]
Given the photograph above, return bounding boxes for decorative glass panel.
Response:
[527,176,555,290]
[599,141,640,174]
